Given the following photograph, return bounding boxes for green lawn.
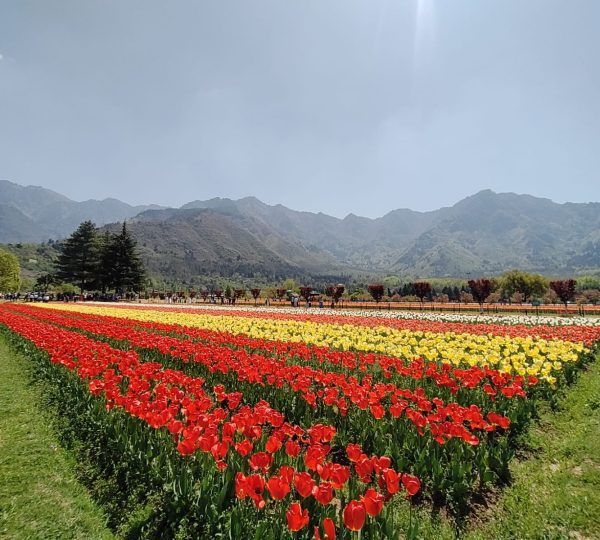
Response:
[0,337,113,540]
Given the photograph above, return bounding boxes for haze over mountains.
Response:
[0,180,163,243]
[1,179,599,278]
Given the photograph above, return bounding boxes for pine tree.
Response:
[97,230,113,293]
[56,220,100,293]
[103,222,146,294]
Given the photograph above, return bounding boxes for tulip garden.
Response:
[0,302,598,539]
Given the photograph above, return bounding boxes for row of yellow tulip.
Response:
[38,304,588,385]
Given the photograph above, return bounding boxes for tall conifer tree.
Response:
[103,222,145,294]
[56,220,100,293]
[97,229,113,293]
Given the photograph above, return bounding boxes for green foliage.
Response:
[574,275,600,292]
[224,284,233,299]
[382,276,402,288]
[60,283,79,295]
[282,278,299,293]
[99,223,146,294]
[57,221,146,294]
[350,287,367,300]
[56,221,101,293]
[35,273,60,293]
[499,270,549,302]
[0,247,21,291]
[0,242,60,283]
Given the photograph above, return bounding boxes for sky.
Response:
[1,0,599,218]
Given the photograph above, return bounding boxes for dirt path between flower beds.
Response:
[0,337,113,539]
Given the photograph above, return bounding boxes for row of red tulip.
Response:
[11,304,533,403]
[0,305,420,536]
[9,304,516,447]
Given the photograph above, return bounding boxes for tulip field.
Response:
[0,303,599,539]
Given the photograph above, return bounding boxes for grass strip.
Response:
[463,349,600,539]
[384,350,600,540]
[0,335,113,540]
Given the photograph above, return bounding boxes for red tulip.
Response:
[346,443,362,462]
[177,438,196,456]
[294,472,316,498]
[355,456,374,482]
[329,463,350,489]
[235,439,253,457]
[383,468,400,494]
[402,474,421,497]
[279,465,295,484]
[285,439,301,457]
[314,518,336,540]
[286,502,309,532]
[267,475,291,500]
[343,500,366,531]
[312,482,333,505]
[266,435,282,453]
[246,474,266,509]
[362,488,384,516]
[370,403,385,419]
[323,518,336,539]
[248,451,272,472]
[167,419,183,435]
[235,472,247,499]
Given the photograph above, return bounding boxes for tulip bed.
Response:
[0,303,597,539]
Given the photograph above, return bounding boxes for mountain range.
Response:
[0,180,163,243]
[1,179,599,279]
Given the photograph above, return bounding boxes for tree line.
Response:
[53,220,145,295]
[2,227,598,308]
[159,271,591,308]
[365,270,584,309]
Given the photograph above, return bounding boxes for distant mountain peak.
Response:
[0,180,165,242]
[1,180,598,277]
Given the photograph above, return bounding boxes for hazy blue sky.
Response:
[1,1,599,217]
